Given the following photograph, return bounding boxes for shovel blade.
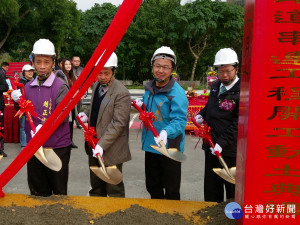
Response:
[167,148,187,162]
[34,147,62,172]
[90,165,123,185]
[213,167,236,184]
[150,144,187,162]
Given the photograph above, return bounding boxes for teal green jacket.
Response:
[141,78,188,154]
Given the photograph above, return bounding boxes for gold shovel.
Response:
[132,101,187,162]
[212,150,236,184]
[90,154,123,185]
[34,146,62,172]
[151,141,187,162]
[76,116,123,185]
[0,155,3,161]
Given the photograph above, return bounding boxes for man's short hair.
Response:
[1,62,9,67]
[72,56,80,60]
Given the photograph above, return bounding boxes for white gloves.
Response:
[31,124,42,138]
[134,98,143,108]
[78,112,88,123]
[11,89,22,102]
[154,130,167,147]
[195,114,203,125]
[210,143,222,156]
[92,144,103,158]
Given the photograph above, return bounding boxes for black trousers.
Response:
[0,111,4,151]
[204,151,236,203]
[27,146,71,196]
[69,109,76,141]
[145,151,181,200]
[88,154,125,197]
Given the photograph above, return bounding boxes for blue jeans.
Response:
[20,116,27,147]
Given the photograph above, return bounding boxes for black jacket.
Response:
[199,79,240,157]
[0,68,9,110]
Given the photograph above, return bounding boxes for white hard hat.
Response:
[22,64,34,72]
[213,48,238,67]
[104,52,118,67]
[32,39,56,56]
[95,52,118,68]
[151,46,177,65]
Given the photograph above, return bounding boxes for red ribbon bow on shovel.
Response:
[191,117,235,184]
[11,80,44,133]
[76,117,99,150]
[76,115,123,185]
[132,100,186,162]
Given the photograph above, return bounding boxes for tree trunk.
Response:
[0,24,12,50]
[188,36,208,82]
[0,9,30,51]
[190,55,199,81]
[57,47,61,60]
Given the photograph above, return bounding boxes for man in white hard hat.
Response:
[11,39,71,196]
[195,48,240,203]
[78,52,131,197]
[18,64,35,149]
[0,62,9,157]
[134,46,188,200]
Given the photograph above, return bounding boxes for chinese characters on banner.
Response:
[236,1,299,224]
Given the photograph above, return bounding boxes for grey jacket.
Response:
[86,79,132,166]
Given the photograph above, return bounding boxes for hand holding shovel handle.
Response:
[76,116,110,179]
[191,117,235,182]
[132,101,186,162]
[11,80,43,133]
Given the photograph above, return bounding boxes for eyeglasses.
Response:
[153,64,172,71]
[217,68,236,75]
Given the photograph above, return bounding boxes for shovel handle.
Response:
[191,117,214,148]
[76,115,88,131]
[131,100,159,137]
[14,82,26,99]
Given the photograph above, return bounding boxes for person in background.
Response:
[55,58,64,71]
[56,58,78,148]
[11,39,71,196]
[72,56,84,129]
[78,52,131,197]
[194,48,240,203]
[134,46,188,200]
[0,62,9,157]
[19,64,35,149]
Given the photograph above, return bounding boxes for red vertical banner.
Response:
[236,0,299,224]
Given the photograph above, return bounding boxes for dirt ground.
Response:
[0,196,239,225]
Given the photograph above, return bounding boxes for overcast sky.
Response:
[73,0,198,11]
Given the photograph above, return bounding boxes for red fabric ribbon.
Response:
[14,98,44,134]
[191,117,214,149]
[138,111,155,131]
[84,126,99,149]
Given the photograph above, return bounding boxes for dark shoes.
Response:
[77,124,82,129]
[0,150,7,157]
[71,142,78,148]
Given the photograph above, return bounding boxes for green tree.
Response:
[117,0,181,82]
[172,0,244,81]
[79,3,117,64]
[0,0,26,50]
[1,0,81,60]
